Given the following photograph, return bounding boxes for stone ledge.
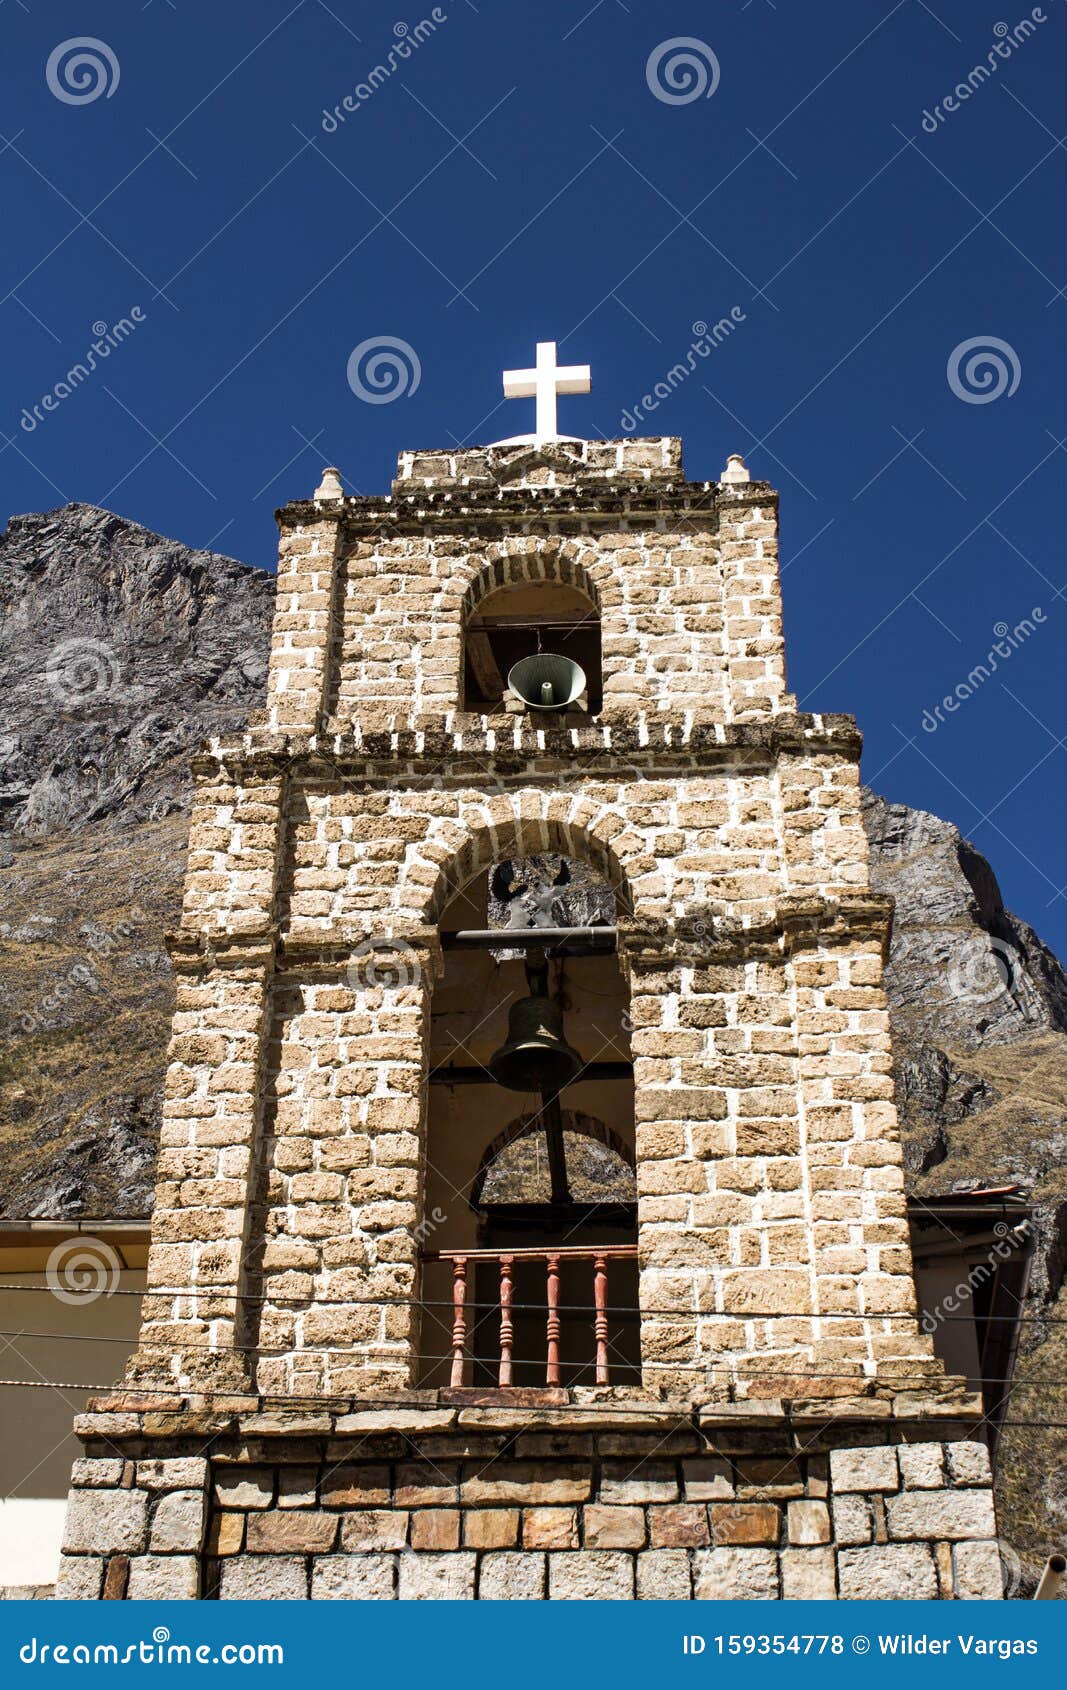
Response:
[274,460,774,536]
[75,1388,987,1455]
[195,712,863,774]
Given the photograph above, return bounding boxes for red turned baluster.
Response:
[594,1253,609,1385]
[498,1254,514,1386]
[545,1253,561,1386]
[450,1255,467,1389]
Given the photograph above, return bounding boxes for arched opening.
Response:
[418,851,637,1390]
[462,578,603,714]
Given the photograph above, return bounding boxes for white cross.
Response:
[498,340,591,445]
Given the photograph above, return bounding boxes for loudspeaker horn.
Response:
[506,653,587,712]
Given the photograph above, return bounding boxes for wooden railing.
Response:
[424,1245,639,1389]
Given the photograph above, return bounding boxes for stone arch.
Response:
[471,1109,636,1209]
[403,793,636,927]
[439,543,624,714]
[457,542,612,625]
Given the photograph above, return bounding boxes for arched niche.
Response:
[460,553,603,714]
[416,849,637,1388]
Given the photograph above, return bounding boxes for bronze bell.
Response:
[488,993,584,1094]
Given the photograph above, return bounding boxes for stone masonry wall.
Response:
[55,1408,1003,1602]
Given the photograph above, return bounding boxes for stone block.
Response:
[395,1464,459,1507]
[463,1510,519,1550]
[398,1551,476,1600]
[103,1556,130,1601]
[278,1469,318,1508]
[831,1494,873,1546]
[312,1554,396,1599]
[829,1445,898,1493]
[787,1500,830,1545]
[946,1440,992,1486]
[63,1489,148,1555]
[137,1458,209,1491]
[523,1507,579,1549]
[70,1460,124,1489]
[637,1549,692,1600]
[886,1489,996,1541]
[54,1556,104,1600]
[208,1514,245,1556]
[127,1556,200,1600]
[584,1506,646,1550]
[219,1556,309,1600]
[599,1462,677,1504]
[245,1510,339,1553]
[897,1443,944,1489]
[410,1510,461,1551]
[213,1468,274,1509]
[781,1548,836,1599]
[462,1463,589,1506]
[953,1540,1005,1600]
[710,1503,780,1546]
[838,1544,938,1600]
[321,1465,391,1507]
[682,1458,733,1500]
[150,1489,208,1553]
[649,1504,710,1548]
[693,1548,778,1600]
[478,1552,545,1600]
[548,1551,635,1600]
[341,1510,410,1551]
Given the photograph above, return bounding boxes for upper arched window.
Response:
[463,579,602,714]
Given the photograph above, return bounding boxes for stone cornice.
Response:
[620,892,894,969]
[73,1382,984,1454]
[193,713,863,782]
[164,928,277,974]
[166,895,893,977]
[275,478,777,537]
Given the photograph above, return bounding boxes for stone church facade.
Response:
[56,434,1003,1600]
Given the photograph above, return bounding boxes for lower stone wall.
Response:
[54,1399,1004,1601]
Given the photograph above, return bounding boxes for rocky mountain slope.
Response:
[0,505,274,1214]
[1,503,1064,1580]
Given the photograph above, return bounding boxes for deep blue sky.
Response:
[3,1,1065,954]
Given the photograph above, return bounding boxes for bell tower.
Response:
[56,353,1004,1602]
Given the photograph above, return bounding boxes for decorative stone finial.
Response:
[314,466,344,503]
[720,452,751,484]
